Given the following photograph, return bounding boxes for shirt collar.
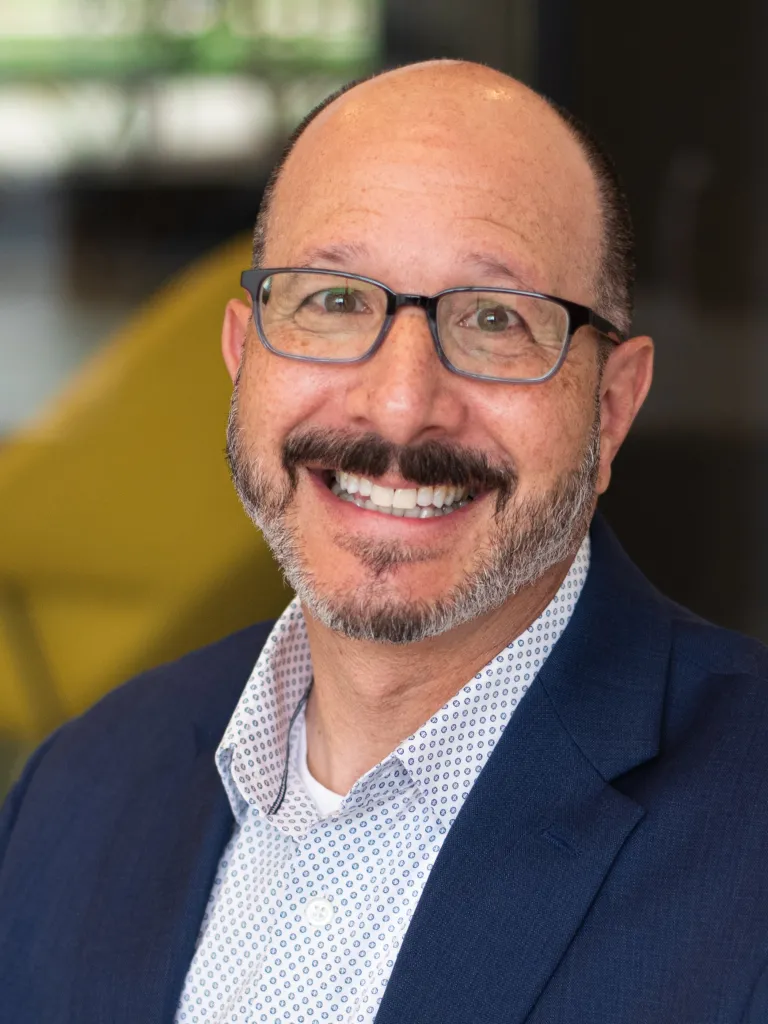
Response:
[217,533,590,827]
[216,601,313,823]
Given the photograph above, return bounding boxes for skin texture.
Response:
[222,61,654,794]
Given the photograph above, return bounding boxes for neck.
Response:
[303,557,572,795]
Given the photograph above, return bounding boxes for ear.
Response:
[596,335,654,494]
[221,298,253,382]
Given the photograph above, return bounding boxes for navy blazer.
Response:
[3,514,768,1023]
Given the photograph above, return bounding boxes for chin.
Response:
[288,547,510,645]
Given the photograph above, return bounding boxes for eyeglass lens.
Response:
[257,271,570,381]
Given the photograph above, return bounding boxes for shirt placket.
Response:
[244,758,423,1022]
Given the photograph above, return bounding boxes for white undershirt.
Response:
[295,714,345,817]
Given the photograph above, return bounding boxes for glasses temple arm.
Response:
[588,311,625,345]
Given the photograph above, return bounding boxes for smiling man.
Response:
[3,61,768,1024]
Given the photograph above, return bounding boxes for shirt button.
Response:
[305,896,334,927]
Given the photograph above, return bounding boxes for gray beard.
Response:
[226,390,599,645]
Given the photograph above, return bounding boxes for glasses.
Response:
[240,268,624,384]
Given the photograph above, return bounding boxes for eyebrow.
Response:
[460,252,541,292]
[295,242,371,269]
[293,244,542,293]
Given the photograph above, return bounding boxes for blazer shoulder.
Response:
[2,620,274,818]
[70,619,276,752]
[670,609,768,683]
[660,607,768,759]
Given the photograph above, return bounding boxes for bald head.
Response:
[253,61,634,334]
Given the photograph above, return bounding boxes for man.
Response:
[2,60,768,1024]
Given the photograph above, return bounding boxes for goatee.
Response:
[226,384,598,644]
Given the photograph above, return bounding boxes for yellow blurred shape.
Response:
[0,235,292,744]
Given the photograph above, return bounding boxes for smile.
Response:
[329,471,474,518]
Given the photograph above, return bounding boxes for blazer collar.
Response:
[538,510,671,781]
[375,513,673,1024]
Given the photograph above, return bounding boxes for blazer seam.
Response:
[536,679,611,783]
[0,725,63,875]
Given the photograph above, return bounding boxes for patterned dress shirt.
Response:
[176,535,590,1023]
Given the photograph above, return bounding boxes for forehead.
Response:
[267,74,602,301]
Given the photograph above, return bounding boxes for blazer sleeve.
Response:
[0,729,62,873]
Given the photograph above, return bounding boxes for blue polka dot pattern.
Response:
[175,536,590,1023]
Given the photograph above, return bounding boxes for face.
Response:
[223,66,652,644]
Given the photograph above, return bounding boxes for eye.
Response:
[309,288,367,314]
[462,302,523,333]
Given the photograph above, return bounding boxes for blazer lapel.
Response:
[71,720,234,1024]
[376,515,672,1024]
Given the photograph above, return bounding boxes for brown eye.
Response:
[323,290,357,313]
[476,305,511,331]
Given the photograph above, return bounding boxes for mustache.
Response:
[281,428,517,504]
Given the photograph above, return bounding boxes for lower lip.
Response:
[308,471,482,531]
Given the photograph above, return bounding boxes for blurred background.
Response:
[0,0,765,793]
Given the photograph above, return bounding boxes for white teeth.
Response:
[370,484,394,507]
[392,488,417,510]
[332,472,472,518]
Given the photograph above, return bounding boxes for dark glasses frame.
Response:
[240,267,625,385]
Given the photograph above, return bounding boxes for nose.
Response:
[342,306,465,446]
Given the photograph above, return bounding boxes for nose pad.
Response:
[394,294,432,313]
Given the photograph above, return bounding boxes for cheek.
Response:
[237,344,334,460]
[482,377,596,489]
